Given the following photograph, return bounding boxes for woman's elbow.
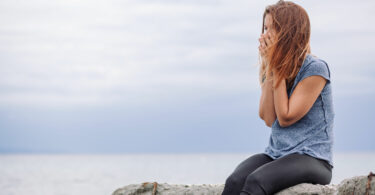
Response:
[278,117,294,128]
[259,107,264,120]
[278,121,289,128]
[265,120,273,127]
[263,117,275,127]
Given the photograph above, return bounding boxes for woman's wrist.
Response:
[261,73,266,84]
[262,77,273,90]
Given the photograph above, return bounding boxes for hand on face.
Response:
[258,32,275,59]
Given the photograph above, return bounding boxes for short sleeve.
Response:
[299,60,331,84]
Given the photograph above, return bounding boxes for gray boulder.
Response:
[113,172,375,195]
[336,173,375,195]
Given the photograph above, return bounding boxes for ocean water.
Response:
[0,152,374,195]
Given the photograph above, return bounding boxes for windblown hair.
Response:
[260,0,311,90]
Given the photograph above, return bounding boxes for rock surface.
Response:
[113,172,375,195]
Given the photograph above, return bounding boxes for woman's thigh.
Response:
[242,152,332,195]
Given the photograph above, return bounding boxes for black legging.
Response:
[222,152,333,195]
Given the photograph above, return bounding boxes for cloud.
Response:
[0,0,374,108]
[0,0,375,153]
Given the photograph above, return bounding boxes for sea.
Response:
[0,152,374,195]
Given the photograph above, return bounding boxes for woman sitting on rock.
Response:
[222,1,334,194]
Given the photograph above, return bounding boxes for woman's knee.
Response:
[224,174,243,189]
[223,173,246,195]
[241,173,268,195]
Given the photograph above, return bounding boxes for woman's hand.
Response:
[258,34,267,58]
[258,32,274,60]
[258,33,277,127]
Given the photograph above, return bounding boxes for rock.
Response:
[276,183,337,195]
[336,174,375,195]
[112,172,375,195]
[112,183,225,195]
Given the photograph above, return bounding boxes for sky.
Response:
[0,0,374,154]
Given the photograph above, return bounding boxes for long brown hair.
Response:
[260,0,311,90]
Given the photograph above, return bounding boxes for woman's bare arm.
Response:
[258,31,277,127]
[259,78,277,127]
[272,73,326,127]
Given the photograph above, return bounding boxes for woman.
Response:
[222,1,334,195]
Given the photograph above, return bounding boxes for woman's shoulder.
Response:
[303,54,329,69]
[299,54,331,82]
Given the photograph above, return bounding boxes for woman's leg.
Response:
[239,152,333,195]
[222,153,274,195]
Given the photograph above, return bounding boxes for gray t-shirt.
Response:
[264,54,335,168]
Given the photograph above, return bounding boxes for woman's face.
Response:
[259,13,276,59]
[263,14,274,35]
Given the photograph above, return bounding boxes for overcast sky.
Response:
[1,0,374,154]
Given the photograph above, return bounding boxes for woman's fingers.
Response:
[259,33,273,57]
[260,33,274,48]
[261,34,267,46]
[258,44,265,56]
[258,37,266,57]
[264,33,273,46]
[259,32,277,61]
[260,37,266,47]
